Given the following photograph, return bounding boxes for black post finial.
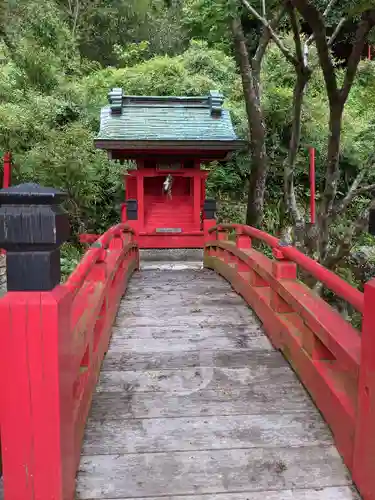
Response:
[203,199,217,219]
[369,207,375,236]
[0,183,70,291]
[126,199,138,220]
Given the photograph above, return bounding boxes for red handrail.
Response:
[209,223,279,247]
[282,245,363,312]
[205,222,374,499]
[208,223,364,312]
[65,224,135,293]
[0,221,139,500]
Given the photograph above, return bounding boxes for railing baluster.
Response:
[217,229,228,241]
[270,247,297,314]
[236,229,252,249]
[353,278,375,498]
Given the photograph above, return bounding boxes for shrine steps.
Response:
[137,231,205,248]
[76,266,358,500]
[139,248,203,270]
[145,196,196,231]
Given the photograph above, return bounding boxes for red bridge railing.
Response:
[205,224,374,500]
[63,224,139,474]
[0,152,12,258]
[0,183,139,500]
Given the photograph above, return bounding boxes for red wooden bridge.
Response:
[0,185,374,499]
[0,91,374,499]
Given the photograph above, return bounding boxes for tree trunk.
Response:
[284,69,310,225]
[231,18,268,228]
[319,100,344,259]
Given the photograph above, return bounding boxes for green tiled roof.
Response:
[95,89,243,150]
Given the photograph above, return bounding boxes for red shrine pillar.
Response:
[193,172,201,227]
[193,162,202,228]
[136,171,144,231]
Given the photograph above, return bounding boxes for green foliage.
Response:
[58,0,187,65]
[18,124,126,234]
[259,39,375,222]
[216,200,246,224]
[60,242,84,281]
[182,0,235,52]
[113,41,151,67]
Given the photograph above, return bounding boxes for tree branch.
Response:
[340,9,375,103]
[261,0,266,18]
[280,3,312,228]
[241,0,298,66]
[292,0,338,104]
[287,2,304,65]
[72,0,80,38]
[254,7,285,65]
[306,0,339,46]
[67,0,74,16]
[323,0,338,18]
[328,17,346,47]
[322,200,375,271]
[350,183,375,197]
[331,154,375,218]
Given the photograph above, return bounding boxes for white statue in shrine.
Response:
[163,174,173,200]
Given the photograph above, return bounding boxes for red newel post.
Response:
[2,152,12,189]
[0,183,75,500]
[353,279,375,499]
[236,230,252,249]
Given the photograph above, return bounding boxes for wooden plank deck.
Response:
[78,266,360,499]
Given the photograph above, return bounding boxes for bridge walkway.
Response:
[76,259,358,499]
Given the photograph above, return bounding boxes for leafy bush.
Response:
[60,243,84,281]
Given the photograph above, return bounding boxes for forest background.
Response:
[0,0,375,290]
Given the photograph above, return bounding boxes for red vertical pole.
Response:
[3,151,11,188]
[353,279,375,499]
[310,147,316,224]
[193,172,201,228]
[136,171,144,232]
[368,45,372,61]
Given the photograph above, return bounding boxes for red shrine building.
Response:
[95,88,243,248]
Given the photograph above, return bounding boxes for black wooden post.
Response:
[203,199,217,219]
[369,207,375,236]
[0,183,70,291]
[126,199,138,220]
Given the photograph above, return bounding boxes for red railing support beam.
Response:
[203,219,216,241]
[353,278,375,500]
[2,151,12,189]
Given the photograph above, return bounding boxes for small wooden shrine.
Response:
[95,88,243,248]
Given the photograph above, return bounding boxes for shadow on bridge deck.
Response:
[76,260,359,500]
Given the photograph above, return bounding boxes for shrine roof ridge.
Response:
[122,95,215,105]
[107,89,225,116]
[95,88,245,152]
